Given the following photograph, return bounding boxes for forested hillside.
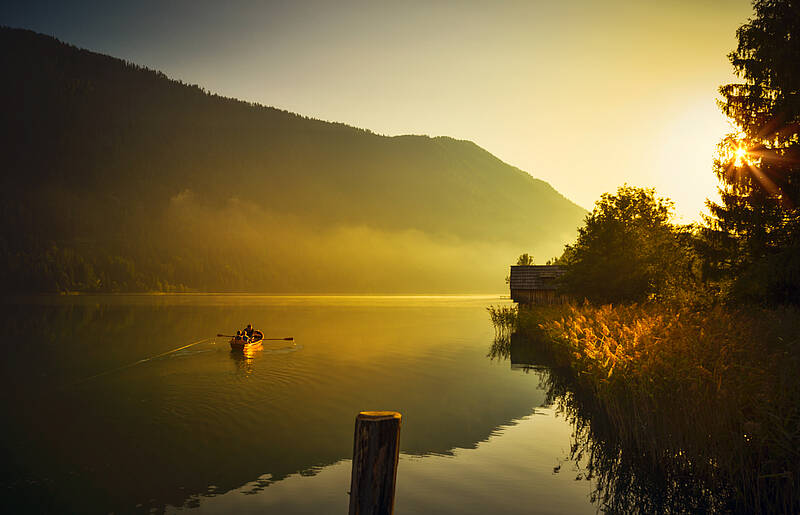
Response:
[0,27,585,293]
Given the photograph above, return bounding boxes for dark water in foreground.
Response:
[0,295,595,514]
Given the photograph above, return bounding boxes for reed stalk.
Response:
[495,302,800,513]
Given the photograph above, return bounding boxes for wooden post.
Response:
[348,411,402,515]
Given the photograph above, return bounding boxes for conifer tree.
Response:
[704,0,800,303]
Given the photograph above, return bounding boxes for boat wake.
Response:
[72,336,215,385]
[263,344,303,355]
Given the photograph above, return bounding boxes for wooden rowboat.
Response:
[230,330,264,351]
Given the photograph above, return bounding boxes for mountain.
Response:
[0,27,586,293]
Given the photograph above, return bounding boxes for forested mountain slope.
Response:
[0,27,585,292]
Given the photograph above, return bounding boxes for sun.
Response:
[733,144,755,168]
[727,135,755,168]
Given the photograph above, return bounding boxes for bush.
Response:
[558,185,699,304]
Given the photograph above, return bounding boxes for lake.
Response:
[0,295,596,514]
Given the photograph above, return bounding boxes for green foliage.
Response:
[558,185,697,304]
[515,253,534,265]
[703,0,800,304]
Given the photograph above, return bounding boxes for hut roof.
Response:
[509,265,565,290]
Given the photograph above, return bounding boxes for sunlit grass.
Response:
[498,302,800,512]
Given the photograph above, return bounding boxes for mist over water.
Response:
[163,191,530,293]
[0,295,594,514]
[0,27,586,294]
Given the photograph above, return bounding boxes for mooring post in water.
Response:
[348,411,402,515]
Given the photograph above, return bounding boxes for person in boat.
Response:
[236,330,248,342]
[243,324,255,339]
[240,324,264,343]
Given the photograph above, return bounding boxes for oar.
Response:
[217,334,294,341]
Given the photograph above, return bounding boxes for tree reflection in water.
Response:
[491,333,736,513]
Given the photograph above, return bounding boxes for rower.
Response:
[243,324,255,339]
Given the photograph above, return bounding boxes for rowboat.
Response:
[230,330,264,351]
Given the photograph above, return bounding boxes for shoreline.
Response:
[503,302,800,513]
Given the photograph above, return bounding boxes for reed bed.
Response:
[511,303,800,513]
[486,305,518,337]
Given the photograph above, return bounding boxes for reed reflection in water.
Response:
[500,331,739,513]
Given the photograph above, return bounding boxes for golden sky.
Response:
[4,0,755,221]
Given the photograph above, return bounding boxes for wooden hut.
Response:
[509,265,567,304]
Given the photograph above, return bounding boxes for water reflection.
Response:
[499,331,736,513]
[229,342,261,375]
[486,334,510,361]
[487,333,548,373]
[1,295,565,514]
[175,411,596,515]
[228,340,302,376]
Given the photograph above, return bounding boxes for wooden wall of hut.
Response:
[510,289,568,305]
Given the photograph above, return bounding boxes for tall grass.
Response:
[505,302,800,513]
[486,305,518,336]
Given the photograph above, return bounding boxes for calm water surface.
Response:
[0,295,595,514]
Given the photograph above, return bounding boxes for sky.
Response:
[2,0,754,221]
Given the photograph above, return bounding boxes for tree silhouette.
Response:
[559,186,693,304]
[516,253,535,265]
[704,0,800,303]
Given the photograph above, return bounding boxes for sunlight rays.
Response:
[721,133,794,208]
[734,145,748,167]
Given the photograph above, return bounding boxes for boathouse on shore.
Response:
[509,265,567,304]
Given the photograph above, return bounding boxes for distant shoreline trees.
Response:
[0,27,585,294]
